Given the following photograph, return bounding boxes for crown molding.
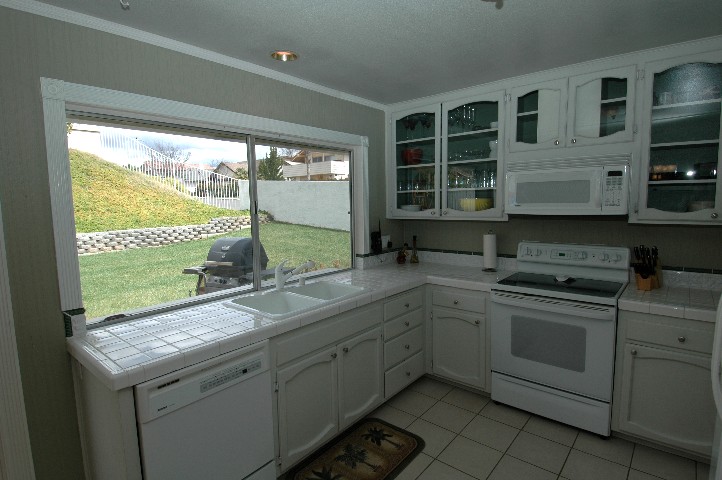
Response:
[1,0,388,111]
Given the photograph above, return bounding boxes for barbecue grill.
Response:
[183,237,269,295]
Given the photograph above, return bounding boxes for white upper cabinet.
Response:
[389,104,441,218]
[509,78,568,152]
[509,66,636,153]
[441,92,506,219]
[634,53,722,224]
[387,93,506,220]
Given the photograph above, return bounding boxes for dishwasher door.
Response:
[135,341,274,480]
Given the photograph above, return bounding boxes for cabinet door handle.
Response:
[431,211,436,215]
[404,344,410,349]
[631,349,637,356]
[712,212,719,219]
[405,371,411,377]
[404,321,410,326]
[678,336,686,343]
[404,303,410,308]
[343,347,349,353]
[331,353,337,359]
[571,138,577,144]
[554,139,560,145]
[453,300,459,305]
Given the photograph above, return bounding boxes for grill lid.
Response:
[206,237,268,271]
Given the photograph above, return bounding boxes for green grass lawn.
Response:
[79,222,351,320]
[70,149,246,232]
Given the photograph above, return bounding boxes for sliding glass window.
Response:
[65,117,353,324]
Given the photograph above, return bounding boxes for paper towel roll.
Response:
[483,232,497,271]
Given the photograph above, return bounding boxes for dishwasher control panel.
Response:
[135,341,269,423]
[200,357,262,394]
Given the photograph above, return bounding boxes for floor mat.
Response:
[286,418,425,480]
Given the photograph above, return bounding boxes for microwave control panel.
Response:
[601,165,628,214]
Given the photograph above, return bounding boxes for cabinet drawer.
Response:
[626,318,713,355]
[385,351,424,399]
[384,308,424,340]
[384,326,424,369]
[384,289,423,320]
[432,289,484,313]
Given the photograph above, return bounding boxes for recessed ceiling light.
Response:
[271,50,299,62]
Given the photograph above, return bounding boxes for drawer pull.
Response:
[405,371,411,377]
[404,344,410,350]
[475,320,480,325]
[453,300,459,305]
[331,353,337,359]
[678,336,686,343]
[343,347,349,353]
[404,303,410,308]
[631,349,637,356]
[404,321,410,327]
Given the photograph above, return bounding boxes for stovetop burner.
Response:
[497,272,623,299]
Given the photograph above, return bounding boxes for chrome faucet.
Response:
[275,259,315,290]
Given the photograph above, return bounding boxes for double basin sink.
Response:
[225,281,366,319]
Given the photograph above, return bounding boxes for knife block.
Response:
[635,273,655,291]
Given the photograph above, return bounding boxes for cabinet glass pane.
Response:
[396,165,435,210]
[446,161,496,213]
[647,183,716,212]
[516,89,560,144]
[650,102,721,144]
[447,101,498,135]
[574,77,628,139]
[653,63,722,106]
[395,113,435,142]
[649,144,719,181]
[395,139,435,168]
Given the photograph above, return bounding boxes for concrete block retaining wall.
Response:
[76,216,267,255]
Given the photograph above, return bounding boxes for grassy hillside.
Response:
[69,149,244,232]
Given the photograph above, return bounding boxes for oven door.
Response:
[490,290,616,401]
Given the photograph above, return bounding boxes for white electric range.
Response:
[490,241,630,436]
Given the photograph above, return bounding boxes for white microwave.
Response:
[505,164,628,215]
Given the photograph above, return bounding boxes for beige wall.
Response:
[0,8,385,479]
[404,217,722,270]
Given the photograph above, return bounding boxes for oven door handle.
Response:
[491,292,616,321]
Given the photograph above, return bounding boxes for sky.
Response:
[70,123,270,166]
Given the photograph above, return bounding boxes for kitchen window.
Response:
[41,79,369,331]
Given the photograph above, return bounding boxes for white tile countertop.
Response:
[67,262,508,391]
[618,285,721,322]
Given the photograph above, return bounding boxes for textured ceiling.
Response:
[26,0,722,104]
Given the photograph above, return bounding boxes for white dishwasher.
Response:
[134,340,275,480]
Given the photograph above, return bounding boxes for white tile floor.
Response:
[367,377,711,480]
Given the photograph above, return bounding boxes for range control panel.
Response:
[517,242,630,270]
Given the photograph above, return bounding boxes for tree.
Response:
[256,146,284,180]
[234,167,249,180]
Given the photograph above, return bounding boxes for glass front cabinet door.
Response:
[637,54,722,223]
[509,79,567,152]
[567,66,635,147]
[390,105,441,217]
[442,93,505,218]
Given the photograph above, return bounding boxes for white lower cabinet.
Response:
[273,305,383,472]
[338,328,384,430]
[430,288,487,390]
[612,311,715,457]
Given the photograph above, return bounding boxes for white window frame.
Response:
[40,78,370,332]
